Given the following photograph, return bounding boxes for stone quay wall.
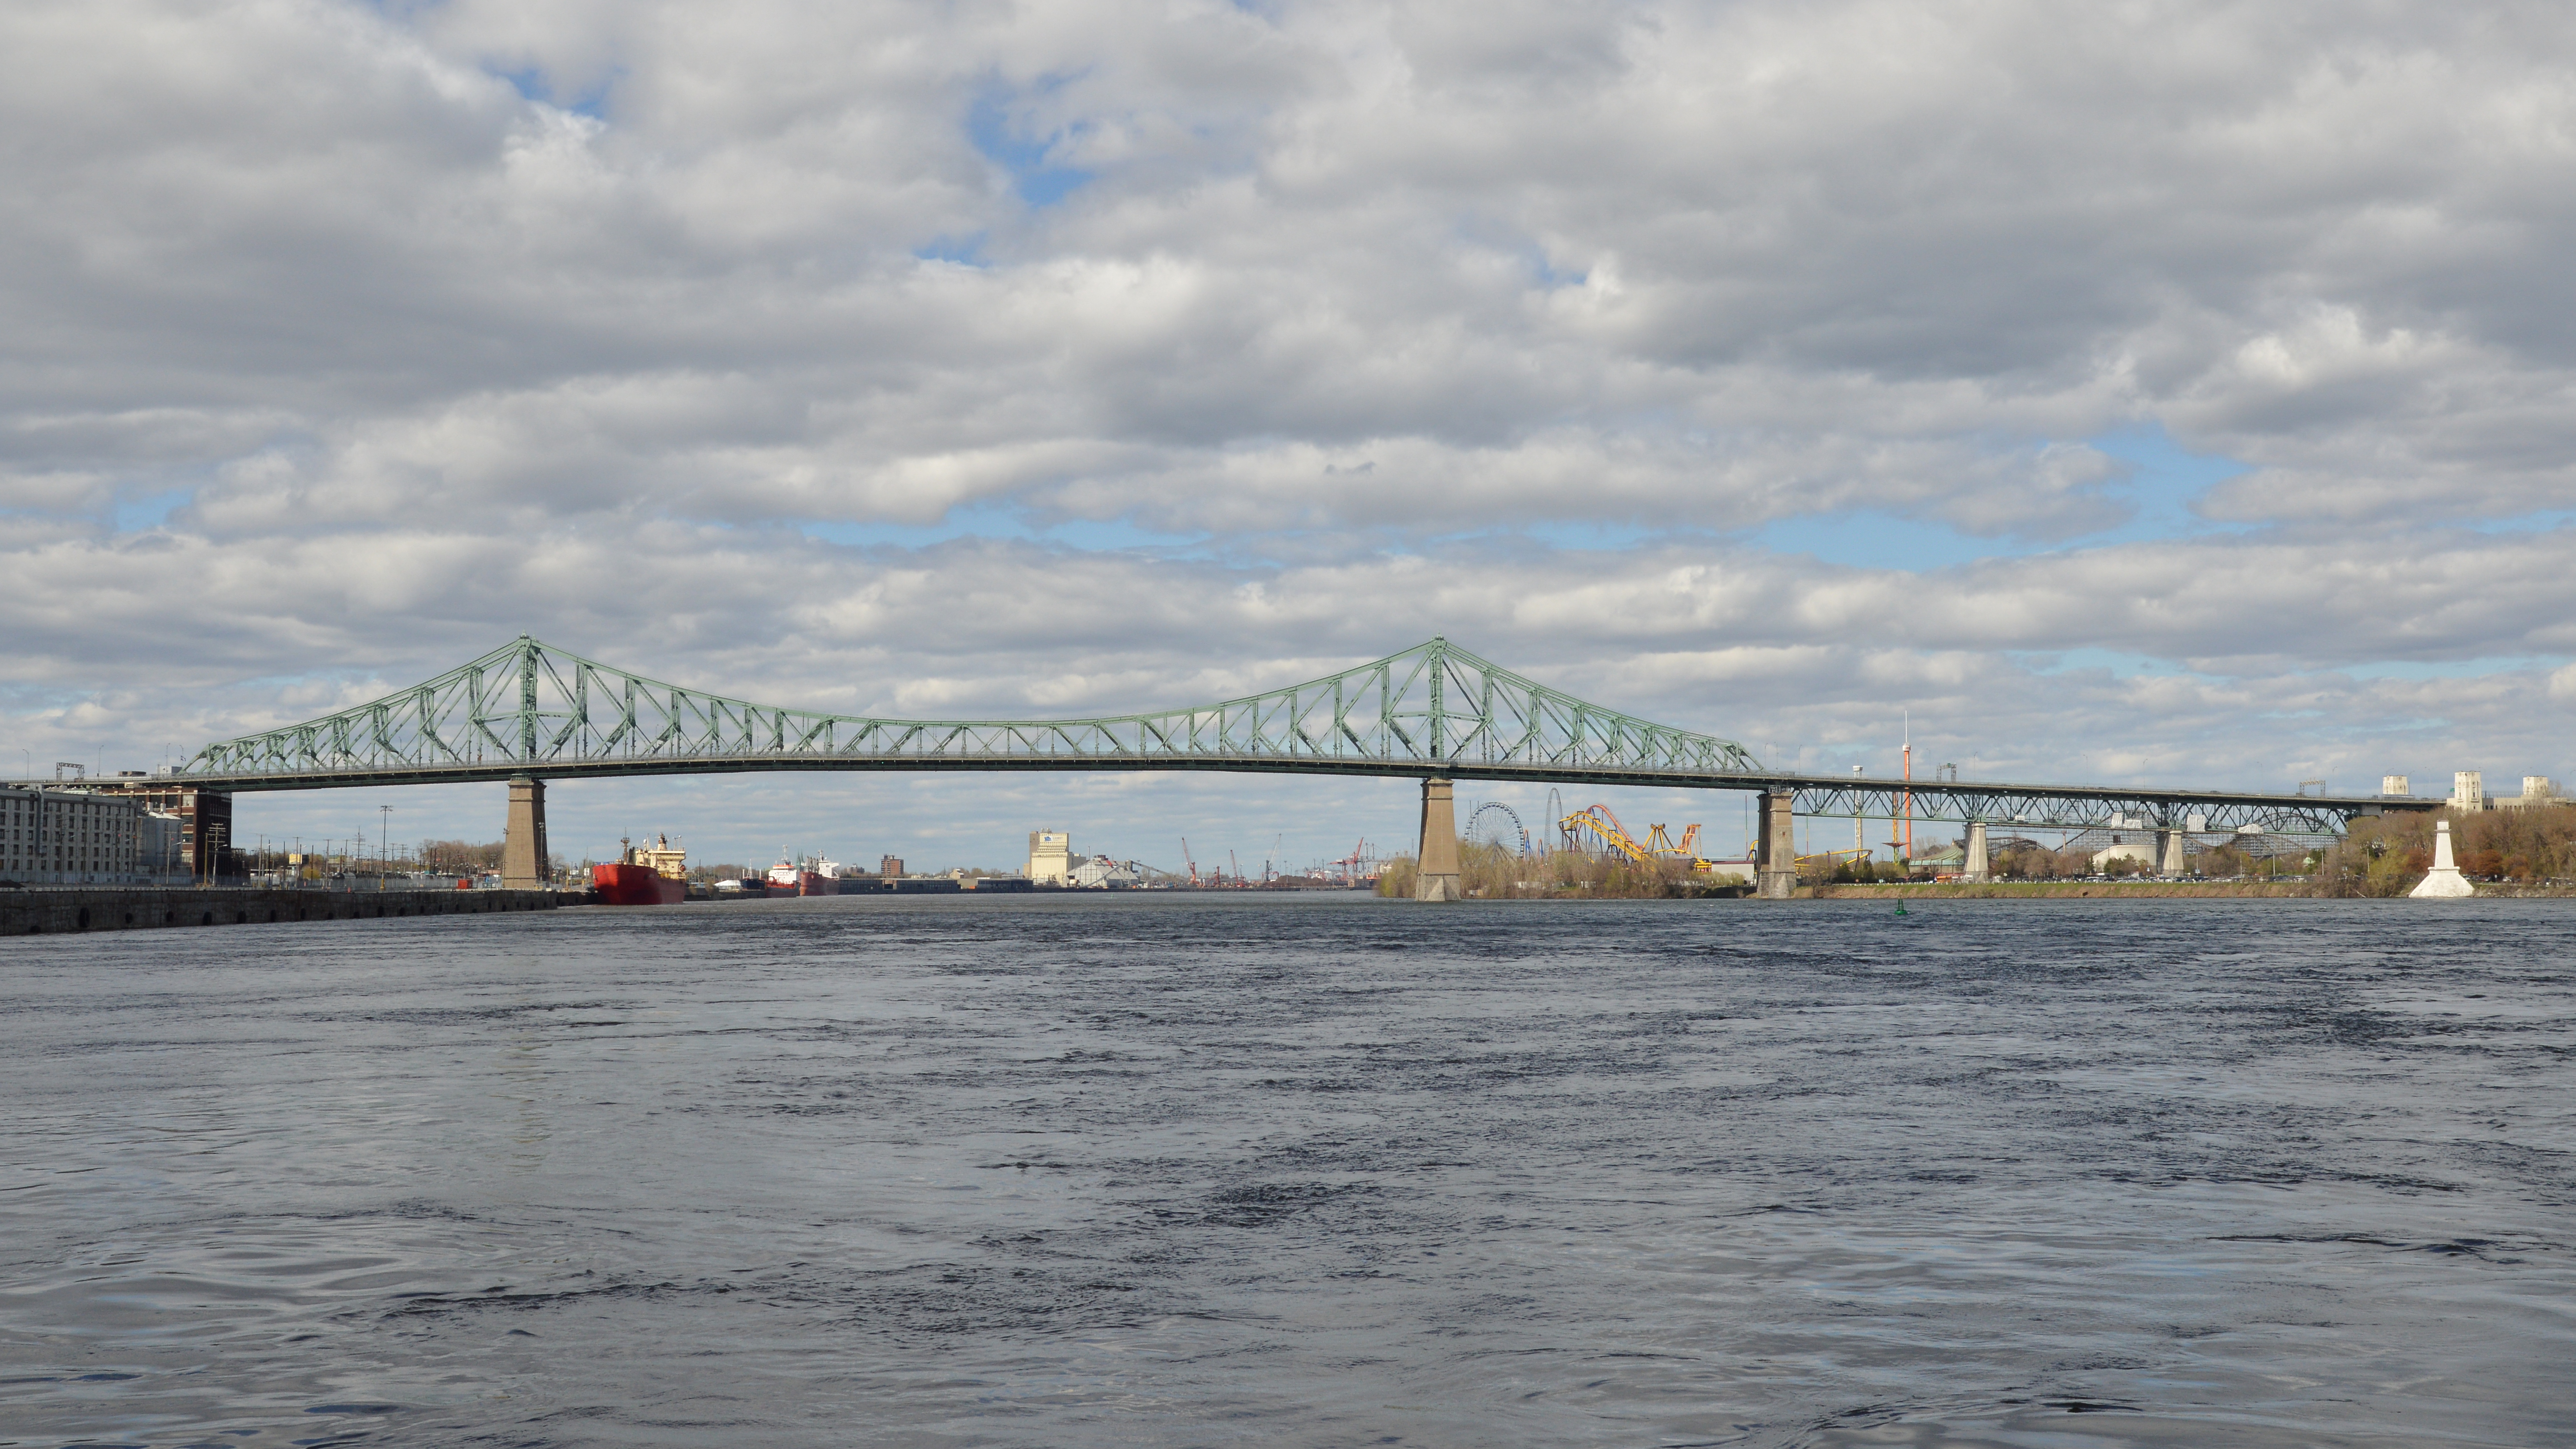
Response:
[1,887,560,937]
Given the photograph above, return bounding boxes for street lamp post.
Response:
[1853,764,1864,865]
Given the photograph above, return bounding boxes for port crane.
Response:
[1328,838,1370,886]
[1179,837,1199,887]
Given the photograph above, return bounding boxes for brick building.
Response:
[88,773,238,879]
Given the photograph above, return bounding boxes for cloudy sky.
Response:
[8,0,2575,871]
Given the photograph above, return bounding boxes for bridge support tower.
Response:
[2156,826,2186,878]
[1756,790,1796,900]
[1963,821,1990,882]
[503,776,549,890]
[1414,777,1460,902]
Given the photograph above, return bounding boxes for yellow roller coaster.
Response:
[1560,802,1857,877]
[1561,804,1654,864]
[1561,806,1727,872]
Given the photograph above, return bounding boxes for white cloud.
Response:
[7,0,2576,861]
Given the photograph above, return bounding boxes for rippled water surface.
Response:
[3,894,2572,1447]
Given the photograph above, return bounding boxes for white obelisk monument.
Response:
[2409,819,2475,898]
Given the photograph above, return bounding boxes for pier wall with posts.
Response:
[1,887,559,937]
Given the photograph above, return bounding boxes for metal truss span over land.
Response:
[175,635,1761,791]
[1771,777,2428,836]
[166,634,2428,834]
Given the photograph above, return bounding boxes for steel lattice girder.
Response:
[174,635,1763,789]
[1778,780,2429,834]
[160,635,2439,834]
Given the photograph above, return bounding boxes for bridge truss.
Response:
[162,634,2428,836]
[1777,778,2410,836]
[176,635,1761,790]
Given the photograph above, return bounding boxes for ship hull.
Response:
[765,870,838,898]
[593,862,688,905]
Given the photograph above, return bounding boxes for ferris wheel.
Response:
[1465,801,1532,856]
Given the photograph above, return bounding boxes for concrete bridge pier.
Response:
[503,776,549,889]
[1963,821,1990,882]
[2156,826,2187,878]
[1414,777,1461,901]
[1755,790,1797,900]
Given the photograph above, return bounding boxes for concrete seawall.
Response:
[1,888,560,936]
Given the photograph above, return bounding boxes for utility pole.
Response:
[1852,764,1864,862]
[379,805,393,890]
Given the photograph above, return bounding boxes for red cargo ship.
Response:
[593,835,689,906]
[765,853,840,897]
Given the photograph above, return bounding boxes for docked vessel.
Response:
[594,834,689,906]
[765,852,841,897]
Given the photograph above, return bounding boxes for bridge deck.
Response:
[87,753,2428,833]
[122,635,2428,835]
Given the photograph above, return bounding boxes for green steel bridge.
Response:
[160,634,2421,839]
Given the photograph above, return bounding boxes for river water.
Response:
[1,894,2570,1447]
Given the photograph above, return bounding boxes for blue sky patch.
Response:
[1749,424,2257,571]
[2014,647,2210,681]
[914,233,990,266]
[490,64,618,119]
[969,83,1092,207]
[113,488,193,533]
[2074,422,2256,546]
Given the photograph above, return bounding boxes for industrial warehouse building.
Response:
[0,786,188,887]
[1028,830,1074,885]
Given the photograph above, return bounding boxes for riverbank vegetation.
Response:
[1814,880,2315,899]
[1371,804,2576,901]
[1376,843,1744,899]
[2311,806,2576,896]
